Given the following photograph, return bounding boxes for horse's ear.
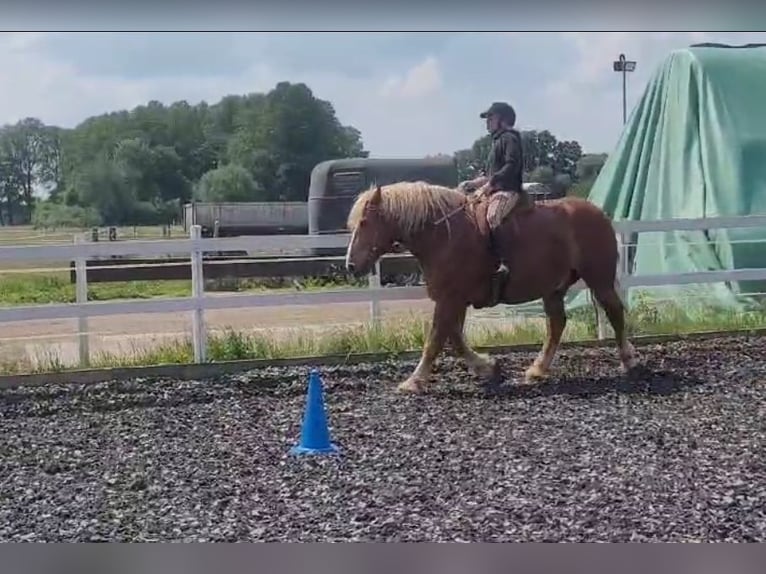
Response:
[370,185,382,205]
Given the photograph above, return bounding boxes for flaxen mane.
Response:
[347,181,466,237]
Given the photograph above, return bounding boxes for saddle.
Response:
[471,191,530,240]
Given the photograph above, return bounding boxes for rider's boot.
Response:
[488,229,509,306]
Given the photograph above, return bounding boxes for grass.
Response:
[8,299,765,376]
[0,224,186,272]
[0,221,363,305]
[0,224,185,246]
[2,224,766,376]
[0,272,191,305]
[0,270,363,306]
[0,224,192,305]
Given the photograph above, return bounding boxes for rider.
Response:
[459,101,527,306]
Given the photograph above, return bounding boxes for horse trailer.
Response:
[307,156,460,256]
[183,201,308,238]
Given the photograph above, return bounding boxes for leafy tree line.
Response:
[1,81,367,228]
[454,130,607,199]
[1,79,608,230]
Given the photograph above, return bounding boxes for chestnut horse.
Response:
[345,181,639,393]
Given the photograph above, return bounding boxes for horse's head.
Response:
[345,185,396,277]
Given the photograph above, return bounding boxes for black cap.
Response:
[480,101,516,125]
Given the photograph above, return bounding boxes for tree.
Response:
[575,153,608,181]
[552,173,573,196]
[0,146,23,224]
[41,126,65,199]
[552,140,583,178]
[226,82,367,201]
[32,202,101,229]
[454,129,585,194]
[73,157,137,225]
[0,79,370,226]
[571,153,608,198]
[527,165,555,185]
[520,130,582,176]
[0,118,61,223]
[454,149,476,181]
[455,135,491,181]
[194,164,262,202]
[112,138,191,204]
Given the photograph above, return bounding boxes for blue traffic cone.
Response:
[290,369,339,456]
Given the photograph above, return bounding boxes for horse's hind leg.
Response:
[525,289,567,383]
[591,284,638,372]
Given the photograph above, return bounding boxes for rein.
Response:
[433,193,482,226]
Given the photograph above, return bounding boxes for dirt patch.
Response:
[0,299,437,367]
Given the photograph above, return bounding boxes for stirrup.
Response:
[489,268,509,306]
[495,262,509,276]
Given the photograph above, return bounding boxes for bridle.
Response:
[360,201,385,260]
[433,192,483,227]
[358,189,480,254]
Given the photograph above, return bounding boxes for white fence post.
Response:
[74,234,90,368]
[190,225,207,362]
[368,260,382,326]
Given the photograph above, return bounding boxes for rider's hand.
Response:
[475,184,492,199]
[458,180,476,193]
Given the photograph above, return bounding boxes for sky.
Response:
[2,31,766,157]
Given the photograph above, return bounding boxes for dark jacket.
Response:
[484,127,524,193]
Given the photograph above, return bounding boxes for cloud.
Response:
[380,56,443,100]
[0,33,279,129]
[4,31,766,160]
[541,32,766,152]
[32,32,259,79]
[0,33,453,158]
[0,32,450,157]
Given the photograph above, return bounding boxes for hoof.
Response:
[524,363,549,384]
[474,354,500,380]
[622,361,639,375]
[623,361,647,380]
[490,360,503,384]
[479,361,504,391]
[397,377,427,394]
[620,342,639,373]
[621,354,640,375]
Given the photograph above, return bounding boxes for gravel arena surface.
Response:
[1,334,765,542]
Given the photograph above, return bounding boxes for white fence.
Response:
[2,214,766,367]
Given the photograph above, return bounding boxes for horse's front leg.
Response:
[448,305,500,384]
[398,300,458,394]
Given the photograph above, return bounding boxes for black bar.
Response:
[69,254,421,284]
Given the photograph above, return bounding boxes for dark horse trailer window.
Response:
[332,171,365,196]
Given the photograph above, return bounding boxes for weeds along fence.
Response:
[2,214,766,368]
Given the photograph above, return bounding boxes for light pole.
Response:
[613,53,636,125]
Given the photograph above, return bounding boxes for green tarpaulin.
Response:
[587,43,766,309]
